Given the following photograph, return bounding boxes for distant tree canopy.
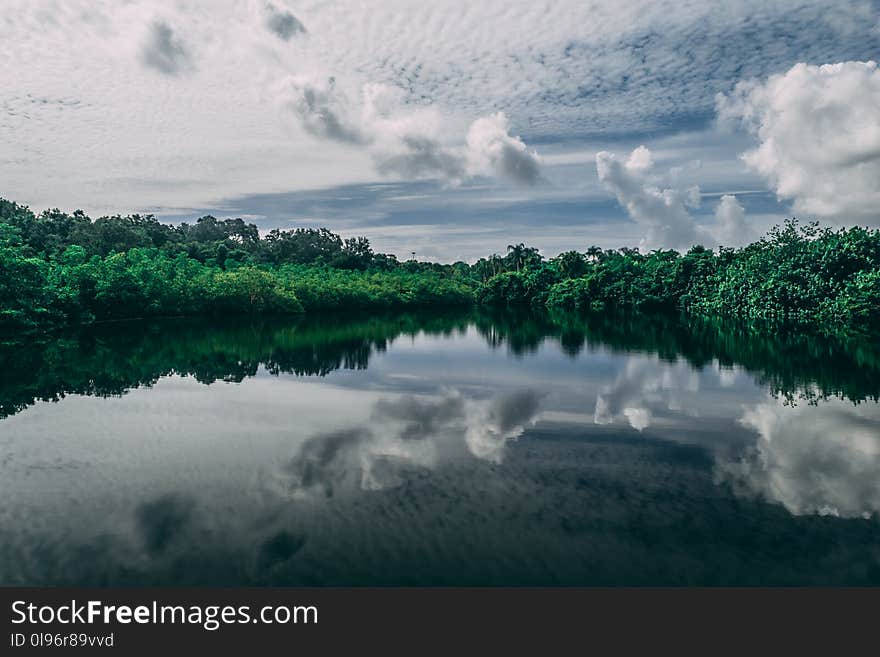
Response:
[0,198,877,335]
[0,199,386,270]
[476,220,880,335]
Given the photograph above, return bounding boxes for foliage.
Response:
[0,197,877,335]
[477,221,879,335]
[0,198,476,333]
[282,265,474,311]
[0,223,55,330]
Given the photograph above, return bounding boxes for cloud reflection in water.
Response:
[278,388,543,498]
[717,398,880,518]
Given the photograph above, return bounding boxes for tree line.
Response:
[1,197,878,334]
[0,199,474,331]
[477,222,879,334]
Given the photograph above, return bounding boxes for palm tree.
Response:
[555,250,587,278]
[482,253,499,276]
[585,245,603,263]
[507,243,526,272]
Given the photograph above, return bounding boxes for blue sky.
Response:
[2,0,878,260]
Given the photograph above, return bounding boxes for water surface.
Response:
[1,311,879,585]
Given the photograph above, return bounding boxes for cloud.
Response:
[295,0,879,139]
[714,194,755,247]
[282,427,374,497]
[140,20,193,75]
[280,389,542,496]
[625,145,654,172]
[716,397,880,518]
[491,389,543,432]
[280,76,365,144]
[596,145,761,250]
[263,2,306,40]
[371,393,467,441]
[281,77,542,186]
[717,60,880,222]
[596,146,703,250]
[465,113,543,185]
[2,0,874,253]
[374,135,468,183]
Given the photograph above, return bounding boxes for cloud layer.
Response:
[1,1,877,256]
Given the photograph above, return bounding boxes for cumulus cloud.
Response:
[716,397,880,518]
[596,146,758,250]
[279,76,542,186]
[596,147,703,250]
[625,145,654,172]
[714,194,755,246]
[465,113,543,185]
[717,60,880,221]
[263,2,306,40]
[140,20,193,75]
[280,389,542,497]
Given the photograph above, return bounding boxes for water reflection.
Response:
[277,389,542,497]
[593,357,702,431]
[2,311,878,419]
[717,398,880,518]
[1,310,879,585]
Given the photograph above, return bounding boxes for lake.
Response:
[1,310,879,585]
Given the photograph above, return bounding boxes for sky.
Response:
[1,0,879,262]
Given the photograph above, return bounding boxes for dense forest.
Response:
[1,197,878,335]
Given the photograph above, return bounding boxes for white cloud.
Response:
[465,113,542,185]
[596,147,704,250]
[596,146,761,250]
[297,0,878,137]
[279,77,542,186]
[625,145,654,172]
[464,389,542,464]
[622,407,652,432]
[716,397,880,518]
[714,194,755,247]
[717,60,880,222]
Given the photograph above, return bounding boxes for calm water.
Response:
[1,311,879,586]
